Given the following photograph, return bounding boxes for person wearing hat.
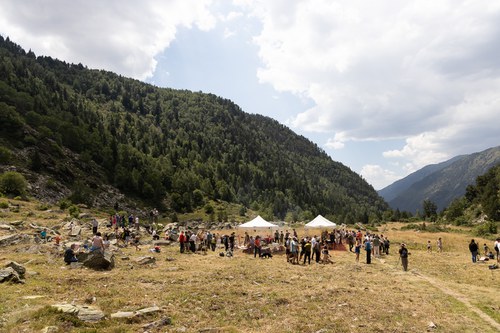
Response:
[399,243,409,271]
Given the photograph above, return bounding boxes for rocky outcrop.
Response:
[82,251,115,270]
[0,234,31,247]
[51,303,105,322]
[0,261,26,284]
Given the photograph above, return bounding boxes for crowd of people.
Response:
[58,213,500,270]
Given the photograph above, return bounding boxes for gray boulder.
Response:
[5,261,26,278]
[82,251,115,270]
[0,267,24,284]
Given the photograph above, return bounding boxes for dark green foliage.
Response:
[422,199,438,221]
[0,36,388,218]
[0,146,12,164]
[0,171,27,197]
[442,164,500,223]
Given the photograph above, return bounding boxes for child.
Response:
[322,245,333,264]
[427,240,432,253]
[483,243,490,257]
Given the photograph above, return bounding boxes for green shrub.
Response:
[0,146,12,164]
[59,199,71,210]
[0,201,8,209]
[37,203,50,211]
[0,171,27,197]
[68,205,81,218]
[474,221,498,237]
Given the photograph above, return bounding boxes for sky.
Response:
[1,0,500,190]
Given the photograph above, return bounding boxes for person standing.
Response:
[135,216,140,231]
[178,231,186,253]
[427,240,432,253]
[437,237,443,253]
[364,238,372,264]
[399,243,409,271]
[92,218,99,235]
[469,239,478,263]
[303,238,312,265]
[355,238,361,263]
[254,236,261,258]
[373,235,380,258]
[494,238,500,263]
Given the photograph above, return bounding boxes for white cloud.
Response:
[360,164,401,190]
[240,0,500,185]
[0,0,216,80]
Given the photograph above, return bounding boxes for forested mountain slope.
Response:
[379,146,500,214]
[0,36,387,222]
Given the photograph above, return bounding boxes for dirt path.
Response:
[409,271,500,331]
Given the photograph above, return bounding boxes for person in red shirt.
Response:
[254,236,261,258]
[178,231,186,253]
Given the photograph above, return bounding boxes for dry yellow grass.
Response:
[0,200,499,332]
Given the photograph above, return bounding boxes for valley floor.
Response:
[0,210,499,332]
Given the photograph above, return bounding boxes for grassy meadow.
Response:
[0,199,499,333]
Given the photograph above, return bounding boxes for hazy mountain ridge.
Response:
[0,36,387,221]
[379,146,500,213]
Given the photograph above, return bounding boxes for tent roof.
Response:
[238,215,277,228]
[304,215,336,228]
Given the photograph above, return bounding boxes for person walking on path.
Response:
[469,239,479,263]
[399,243,409,271]
[364,238,372,264]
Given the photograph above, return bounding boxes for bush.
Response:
[474,221,498,237]
[68,205,80,218]
[0,171,27,197]
[0,201,8,209]
[0,146,12,164]
[59,199,71,210]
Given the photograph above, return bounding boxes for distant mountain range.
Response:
[378,146,500,213]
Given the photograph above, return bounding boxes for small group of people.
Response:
[425,237,443,253]
[469,238,500,263]
[177,230,230,254]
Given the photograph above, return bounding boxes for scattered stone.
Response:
[5,261,26,278]
[0,224,15,231]
[136,256,156,265]
[78,213,92,219]
[51,303,79,314]
[22,295,46,300]
[166,257,176,262]
[41,326,59,333]
[9,220,24,226]
[142,316,172,330]
[77,306,105,322]
[0,234,30,247]
[428,321,437,330]
[136,306,160,315]
[51,303,105,322]
[110,311,135,319]
[121,256,130,260]
[82,251,115,270]
[69,226,82,237]
[0,267,24,284]
[111,306,161,319]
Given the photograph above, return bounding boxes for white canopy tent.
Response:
[304,215,336,228]
[238,215,278,229]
